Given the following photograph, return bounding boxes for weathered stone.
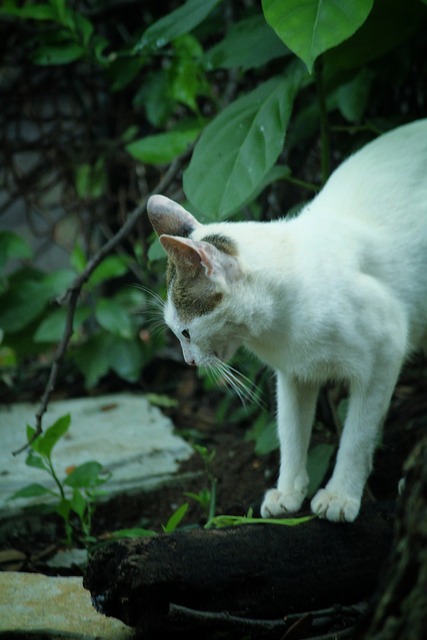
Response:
[0,571,133,639]
[0,393,193,517]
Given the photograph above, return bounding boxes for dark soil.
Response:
[1,355,426,637]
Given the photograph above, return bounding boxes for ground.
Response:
[1,355,426,635]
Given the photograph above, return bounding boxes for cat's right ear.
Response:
[147,195,201,237]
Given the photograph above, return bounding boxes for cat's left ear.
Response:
[147,195,201,237]
[160,235,241,284]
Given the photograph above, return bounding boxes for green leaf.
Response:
[306,443,336,498]
[183,69,303,220]
[108,336,145,383]
[126,122,203,165]
[72,332,111,388]
[0,232,32,269]
[204,15,289,71]
[133,71,174,128]
[95,298,133,339]
[42,268,75,296]
[10,483,56,500]
[56,497,71,520]
[32,42,86,65]
[70,244,87,273]
[34,306,90,343]
[134,0,221,53]
[0,271,49,333]
[73,330,145,387]
[146,393,178,409]
[69,488,87,519]
[75,159,106,199]
[0,1,56,20]
[25,449,50,473]
[261,0,374,73]
[87,256,128,287]
[109,527,157,539]
[162,503,189,533]
[33,414,71,458]
[168,35,207,112]
[210,514,314,528]
[64,461,104,488]
[332,68,374,123]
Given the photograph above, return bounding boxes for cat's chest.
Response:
[245,334,348,383]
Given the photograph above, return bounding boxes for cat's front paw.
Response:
[260,488,305,518]
[311,489,360,522]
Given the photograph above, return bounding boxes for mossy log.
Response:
[85,503,394,633]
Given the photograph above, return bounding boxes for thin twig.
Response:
[13,159,182,456]
[167,602,366,634]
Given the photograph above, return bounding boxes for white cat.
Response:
[147,119,427,522]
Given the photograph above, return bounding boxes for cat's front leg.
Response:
[261,374,319,518]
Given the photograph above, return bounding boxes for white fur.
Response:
[159,119,427,522]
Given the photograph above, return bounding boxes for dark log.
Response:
[85,502,394,633]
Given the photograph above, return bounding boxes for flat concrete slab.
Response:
[0,393,193,517]
[0,571,133,638]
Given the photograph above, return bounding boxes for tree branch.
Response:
[13,159,182,456]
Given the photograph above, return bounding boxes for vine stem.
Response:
[13,158,183,456]
[314,57,331,185]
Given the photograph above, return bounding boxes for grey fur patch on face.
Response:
[201,234,238,256]
[165,232,237,322]
[171,269,223,322]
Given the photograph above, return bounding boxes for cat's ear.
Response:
[160,235,241,283]
[147,195,201,237]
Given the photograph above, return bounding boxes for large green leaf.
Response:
[261,0,374,73]
[127,122,203,165]
[134,0,221,53]
[204,15,289,71]
[183,69,303,220]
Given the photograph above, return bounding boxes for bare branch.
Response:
[13,159,183,456]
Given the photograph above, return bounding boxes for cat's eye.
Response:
[181,329,190,340]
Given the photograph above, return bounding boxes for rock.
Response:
[0,571,133,639]
[0,393,193,518]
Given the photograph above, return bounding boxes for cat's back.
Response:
[312,119,427,227]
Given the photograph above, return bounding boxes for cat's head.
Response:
[147,195,246,367]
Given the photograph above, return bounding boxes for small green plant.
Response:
[209,508,314,529]
[184,444,217,527]
[10,414,111,546]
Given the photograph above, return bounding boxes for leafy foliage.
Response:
[10,415,110,546]
[1,0,426,487]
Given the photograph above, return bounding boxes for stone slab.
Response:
[0,571,133,638]
[0,393,193,517]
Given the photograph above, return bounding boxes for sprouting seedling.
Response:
[10,414,111,546]
[184,444,217,528]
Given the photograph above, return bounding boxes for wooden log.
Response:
[84,503,394,632]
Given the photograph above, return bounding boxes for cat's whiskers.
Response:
[131,284,166,336]
[207,358,264,408]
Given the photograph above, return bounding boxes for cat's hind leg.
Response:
[311,359,403,522]
[261,374,319,518]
